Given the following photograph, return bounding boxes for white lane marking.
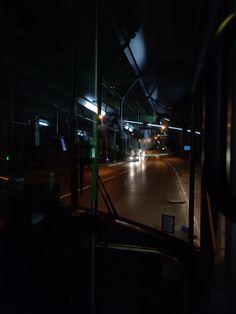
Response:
[102,176,115,182]
[60,175,116,199]
[60,161,126,200]
[60,192,71,199]
[60,184,91,199]
[165,160,200,238]
[120,170,128,175]
[165,161,188,203]
[81,185,91,190]
[107,162,125,167]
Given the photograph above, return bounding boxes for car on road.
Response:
[129,153,139,162]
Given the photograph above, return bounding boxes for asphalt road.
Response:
[58,154,200,243]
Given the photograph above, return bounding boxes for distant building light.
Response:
[39,119,49,127]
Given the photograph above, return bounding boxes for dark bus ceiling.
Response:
[0,0,213,129]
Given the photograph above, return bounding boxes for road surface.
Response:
[58,154,200,243]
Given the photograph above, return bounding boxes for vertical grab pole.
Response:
[189,96,196,250]
[91,1,101,313]
[91,0,100,216]
[70,41,79,210]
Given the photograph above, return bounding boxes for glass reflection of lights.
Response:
[124,120,201,135]
[84,101,105,116]
[128,29,146,70]
[78,96,105,116]
[141,163,145,172]
[129,165,135,178]
[39,119,49,126]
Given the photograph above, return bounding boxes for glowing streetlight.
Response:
[161,125,166,131]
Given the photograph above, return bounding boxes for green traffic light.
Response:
[6,156,10,161]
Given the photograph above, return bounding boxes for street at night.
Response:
[1,1,234,313]
[56,154,200,242]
